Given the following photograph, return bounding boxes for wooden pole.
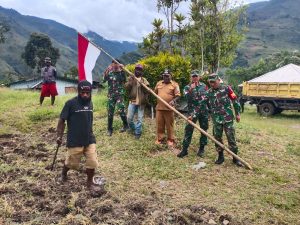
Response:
[78,32,253,170]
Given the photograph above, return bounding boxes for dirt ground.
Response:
[0,131,241,225]
[1,90,299,225]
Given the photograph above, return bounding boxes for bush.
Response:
[126,52,191,105]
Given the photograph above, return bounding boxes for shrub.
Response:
[126,52,191,105]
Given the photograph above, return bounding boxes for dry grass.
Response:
[0,87,299,224]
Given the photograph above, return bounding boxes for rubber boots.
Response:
[232,149,243,167]
[120,115,129,132]
[107,117,113,136]
[177,148,188,158]
[215,151,224,165]
[197,145,205,157]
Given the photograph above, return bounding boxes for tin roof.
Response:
[7,77,78,87]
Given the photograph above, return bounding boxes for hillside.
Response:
[0,6,137,83]
[235,0,300,67]
[0,88,299,224]
[121,0,300,68]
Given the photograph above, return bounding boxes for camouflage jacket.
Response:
[103,70,126,98]
[184,82,208,118]
[203,84,240,124]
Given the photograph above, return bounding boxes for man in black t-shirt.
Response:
[56,80,99,189]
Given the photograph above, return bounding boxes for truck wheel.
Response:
[259,103,275,116]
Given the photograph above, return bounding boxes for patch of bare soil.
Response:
[0,129,242,224]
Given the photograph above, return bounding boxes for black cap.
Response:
[78,80,92,92]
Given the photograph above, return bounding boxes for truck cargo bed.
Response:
[242,82,300,99]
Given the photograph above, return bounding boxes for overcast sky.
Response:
[1,0,268,42]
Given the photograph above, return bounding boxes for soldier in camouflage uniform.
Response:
[177,70,209,158]
[103,60,129,136]
[204,73,242,167]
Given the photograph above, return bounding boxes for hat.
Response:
[135,64,143,70]
[78,80,92,92]
[208,73,219,82]
[191,70,200,77]
[44,57,51,62]
[162,69,171,76]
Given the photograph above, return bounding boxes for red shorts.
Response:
[41,83,58,97]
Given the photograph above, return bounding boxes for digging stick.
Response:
[50,144,60,171]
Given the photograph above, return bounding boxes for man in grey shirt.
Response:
[40,57,58,105]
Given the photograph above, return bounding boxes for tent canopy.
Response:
[247,64,300,83]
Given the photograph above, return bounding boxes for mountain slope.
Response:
[235,0,300,67]
[0,6,137,82]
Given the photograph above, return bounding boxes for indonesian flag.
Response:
[78,33,101,83]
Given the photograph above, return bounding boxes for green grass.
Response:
[0,88,299,224]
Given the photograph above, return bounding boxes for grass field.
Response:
[0,88,299,225]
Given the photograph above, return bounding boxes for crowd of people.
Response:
[39,57,243,191]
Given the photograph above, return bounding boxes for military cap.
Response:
[191,70,200,77]
[208,73,219,81]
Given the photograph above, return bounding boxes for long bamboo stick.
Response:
[78,32,253,170]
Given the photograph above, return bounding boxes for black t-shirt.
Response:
[60,96,96,147]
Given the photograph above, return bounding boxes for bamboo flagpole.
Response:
[78,32,253,170]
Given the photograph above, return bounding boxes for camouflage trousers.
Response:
[182,113,208,150]
[213,121,238,153]
[107,96,126,119]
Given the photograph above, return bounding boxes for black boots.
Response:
[107,116,129,134]
[120,115,129,132]
[107,117,113,136]
[177,148,188,158]
[177,145,205,158]
[215,151,225,164]
[214,150,243,167]
[197,145,205,157]
[232,149,242,167]
[120,126,129,132]
[233,157,243,167]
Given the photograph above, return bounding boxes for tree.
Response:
[187,0,247,72]
[174,13,188,56]
[0,21,9,44]
[22,33,60,74]
[64,66,78,79]
[157,0,187,53]
[187,0,207,70]
[140,19,165,56]
[152,18,166,52]
[226,51,300,89]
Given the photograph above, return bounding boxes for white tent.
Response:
[248,64,300,83]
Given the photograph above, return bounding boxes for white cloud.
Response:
[0,0,267,42]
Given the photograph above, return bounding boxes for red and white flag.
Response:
[78,33,101,83]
